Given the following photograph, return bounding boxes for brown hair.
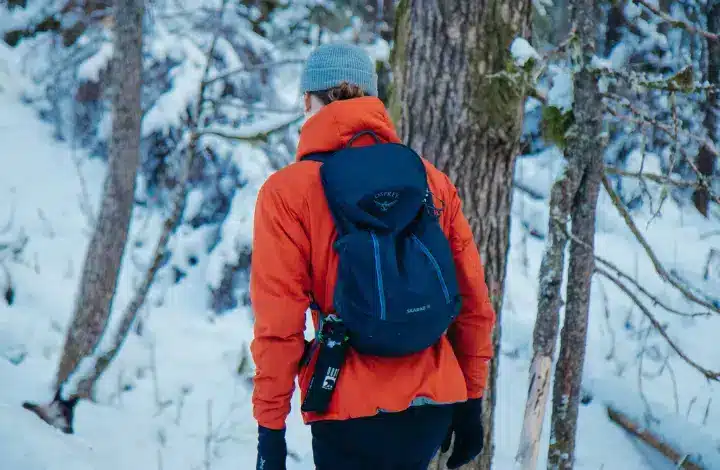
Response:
[311,81,366,105]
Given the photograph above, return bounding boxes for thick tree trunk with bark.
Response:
[546,0,604,468]
[55,0,144,396]
[391,1,531,468]
[693,1,718,217]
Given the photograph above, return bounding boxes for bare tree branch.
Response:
[198,115,303,143]
[0,202,16,235]
[550,213,713,318]
[596,65,720,95]
[596,267,720,381]
[596,255,712,319]
[699,230,720,240]
[602,175,720,315]
[604,94,720,160]
[604,99,720,208]
[604,166,698,189]
[633,0,720,42]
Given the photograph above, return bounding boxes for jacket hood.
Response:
[295,96,401,161]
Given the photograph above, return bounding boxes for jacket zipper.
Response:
[412,234,451,303]
[370,232,386,320]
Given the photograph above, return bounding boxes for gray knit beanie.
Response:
[300,43,378,97]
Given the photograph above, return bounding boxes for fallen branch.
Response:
[634,0,720,42]
[607,406,705,470]
[602,175,720,315]
[596,267,720,380]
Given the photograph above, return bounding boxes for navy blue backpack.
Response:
[303,130,462,357]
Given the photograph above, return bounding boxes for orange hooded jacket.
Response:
[250,96,496,430]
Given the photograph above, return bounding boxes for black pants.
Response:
[311,404,452,470]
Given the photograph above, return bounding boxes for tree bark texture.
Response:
[547,0,604,467]
[547,158,602,470]
[391,1,531,468]
[515,153,585,469]
[55,0,144,398]
[693,0,719,217]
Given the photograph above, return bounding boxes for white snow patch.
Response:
[511,38,541,67]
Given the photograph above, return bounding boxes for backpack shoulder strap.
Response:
[300,151,333,164]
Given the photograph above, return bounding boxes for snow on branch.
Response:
[603,93,720,158]
[596,267,720,381]
[633,0,720,42]
[602,175,720,315]
[198,115,303,143]
[596,65,720,95]
[604,97,720,208]
[202,58,305,86]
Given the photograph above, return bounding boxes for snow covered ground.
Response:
[1,41,720,470]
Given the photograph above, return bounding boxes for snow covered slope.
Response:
[1,41,719,469]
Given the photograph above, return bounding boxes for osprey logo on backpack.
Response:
[373,191,400,212]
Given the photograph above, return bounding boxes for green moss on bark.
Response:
[542,105,575,149]
[470,2,528,126]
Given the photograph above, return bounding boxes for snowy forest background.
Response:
[0,0,719,469]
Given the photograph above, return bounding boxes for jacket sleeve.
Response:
[445,184,496,399]
[250,178,312,430]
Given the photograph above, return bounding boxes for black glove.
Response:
[440,398,484,469]
[257,425,287,470]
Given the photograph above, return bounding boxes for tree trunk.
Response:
[693,1,718,217]
[391,1,531,468]
[546,0,604,468]
[55,0,144,397]
[547,163,602,469]
[515,126,588,470]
